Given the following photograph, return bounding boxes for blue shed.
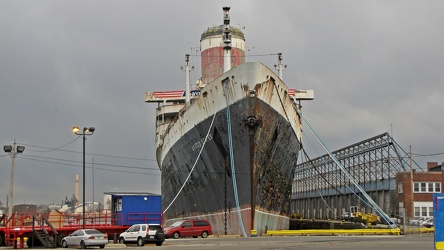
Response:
[104,192,162,226]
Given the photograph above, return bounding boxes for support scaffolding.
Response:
[291,132,420,220]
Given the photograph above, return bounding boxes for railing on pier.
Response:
[1,210,163,247]
[2,209,163,230]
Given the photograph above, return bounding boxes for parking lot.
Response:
[103,234,435,250]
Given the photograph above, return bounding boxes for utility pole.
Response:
[3,140,25,217]
[72,126,95,229]
[410,145,414,219]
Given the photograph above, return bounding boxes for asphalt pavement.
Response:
[104,233,434,250]
[0,234,434,250]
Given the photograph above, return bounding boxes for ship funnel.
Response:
[200,7,245,85]
[223,6,232,73]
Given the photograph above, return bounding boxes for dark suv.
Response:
[119,224,165,246]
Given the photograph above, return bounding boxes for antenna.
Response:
[222,7,232,73]
[273,53,287,80]
[181,54,194,106]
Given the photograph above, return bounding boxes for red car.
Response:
[164,220,212,239]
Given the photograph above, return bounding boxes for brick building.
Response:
[396,162,444,219]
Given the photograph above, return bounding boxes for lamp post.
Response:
[72,126,95,229]
[3,140,25,217]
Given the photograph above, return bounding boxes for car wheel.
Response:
[80,240,87,249]
[173,232,180,239]
[137,237,144,246]
[26,237,33,248]
[156,241,163,246]
[99,245,105,249]
[119,238,125,244]
[57,234,67,247]
[202,231,208,238]
[26,237,43,247]
[61,240,68,248]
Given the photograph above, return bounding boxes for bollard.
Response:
[113,233,117,244]
[251,230,257,237]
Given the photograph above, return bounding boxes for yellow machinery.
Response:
[350,206,380,225]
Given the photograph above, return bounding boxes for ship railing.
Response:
[155,96,200,126]
[155,104,184,126]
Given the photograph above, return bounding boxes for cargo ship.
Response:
[145,7,313,236]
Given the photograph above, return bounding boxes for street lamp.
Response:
[72,126,95,228]
[3,140,25,217]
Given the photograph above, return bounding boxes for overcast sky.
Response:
[1,1,443,207]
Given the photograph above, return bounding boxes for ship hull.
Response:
[159,62,302,235]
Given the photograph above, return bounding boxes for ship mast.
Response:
[182,54,193,106]
[274,53,287,80]
[222,6,232,73]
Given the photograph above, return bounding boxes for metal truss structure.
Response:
[291,132,421,220]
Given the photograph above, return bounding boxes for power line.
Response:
[16,155,160,176]
[18,143,157,161]
[17,154,160,171]
[412,152,444,157]
[19,137,81,152]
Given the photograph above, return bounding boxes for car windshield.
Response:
[170,221,184,227]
